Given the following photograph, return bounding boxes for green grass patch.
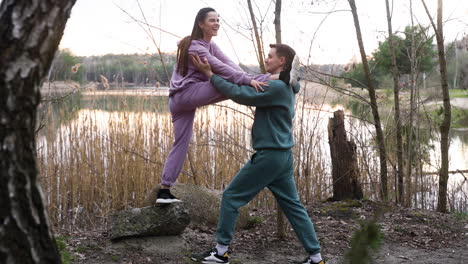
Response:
[381,88,394,98]
[244,215,264,229]
[75,245,88,253]
[427,106,468,128]
[55,235,75,264]
[75,243,99,253]
[452,212,468,221]
[393,225,405,233]
[449,89,468,98]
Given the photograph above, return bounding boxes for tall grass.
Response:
[36,87,467,230]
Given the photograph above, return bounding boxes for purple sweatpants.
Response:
[161,81,226,186]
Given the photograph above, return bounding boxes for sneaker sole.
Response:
[156,198,182,204]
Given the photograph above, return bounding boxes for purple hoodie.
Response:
[170,39,269,95]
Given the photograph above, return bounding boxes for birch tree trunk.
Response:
[348,0,389,200]
[0,0,76,263]
[421,0,451,213]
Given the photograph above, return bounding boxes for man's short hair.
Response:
[269,43,296,71]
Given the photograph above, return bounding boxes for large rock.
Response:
[108,203,190,240]
[143,184,249,229]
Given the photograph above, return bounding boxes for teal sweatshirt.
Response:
[210,74,300,150]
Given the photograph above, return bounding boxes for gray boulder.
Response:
[108,203,190,240]
[143,183,250,229]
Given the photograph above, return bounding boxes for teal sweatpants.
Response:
[216,149,321,254]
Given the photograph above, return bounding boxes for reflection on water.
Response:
[449,129,468,170]
[81,94,169,112]
[37,91,468,227]
[426,130,468,171]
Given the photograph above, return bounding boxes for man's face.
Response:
[265,48,285,74]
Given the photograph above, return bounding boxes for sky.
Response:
[58,0,468,65]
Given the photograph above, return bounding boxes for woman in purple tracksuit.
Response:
[156,7,272,203]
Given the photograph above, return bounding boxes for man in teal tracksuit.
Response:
[190,44,324,264]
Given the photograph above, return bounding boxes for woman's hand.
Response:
[250,79,268,92]
[269,74,279,80]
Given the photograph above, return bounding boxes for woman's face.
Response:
[199,11,220,39]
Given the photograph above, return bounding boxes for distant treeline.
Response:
[48,49,177,87]
[340,27,468,90]
[49,31,468,91]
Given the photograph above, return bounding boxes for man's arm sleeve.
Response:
[210,74,280,107]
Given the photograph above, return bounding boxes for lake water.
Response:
[37,89,468,214]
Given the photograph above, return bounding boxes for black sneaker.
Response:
[191,248,229,264]
[294,257,325,264]
[156,188,181,204]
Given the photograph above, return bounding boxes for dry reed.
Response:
[36,86,467,230]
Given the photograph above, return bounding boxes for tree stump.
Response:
[328,110,363,200]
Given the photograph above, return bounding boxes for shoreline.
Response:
[81,89,169,97]
[40,81,170,96]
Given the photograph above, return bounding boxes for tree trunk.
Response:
[328,110,364,200]
[274,0,282,44]
[384,0,404,204]
[247,0,266,73]
[421,0,451,213]
[348,0,388,201]
[0,0,76,263]
[271,0,286,239]
[453,43,458,89]
[405,78,416,206]
[405,0,416,207]
[385,0,404,203]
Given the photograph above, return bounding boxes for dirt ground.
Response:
[59,200,468,264]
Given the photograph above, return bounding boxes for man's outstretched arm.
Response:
[191,54,282,107]
[212,75,285,107]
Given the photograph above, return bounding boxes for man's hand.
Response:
[191,54,213,78]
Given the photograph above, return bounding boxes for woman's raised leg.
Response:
[171,81,227,111]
